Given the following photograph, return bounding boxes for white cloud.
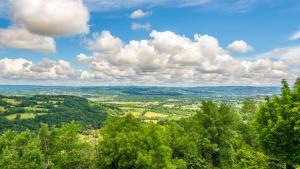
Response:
[0,0,90,51]
[87,31,123,54]
[131,23,152,31]
[0,28,298,85]
[0,57,91,82]
[290,30,300,40]
[228,40,253,53]
[10,0,90,36]
[0,28,56,53]
[77,30,297,86]
[257,46,300,68]
[130,9,152,19]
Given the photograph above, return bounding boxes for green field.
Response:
[92,99,199,123]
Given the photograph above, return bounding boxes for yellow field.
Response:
[101,101,144,105]
[100,101,159,106]
[3,98,21,106]
[144,112,167,118]
[5,113,37,120]
[163,104,175,108]
[125,111,142,117]
[0,106,5,113]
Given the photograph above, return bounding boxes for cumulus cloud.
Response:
[77,30,297,85]
[0,0,90,52]
[86,31,123,53]
[0,57,91,82]
[130,9,152,19]
[131,23,152,31]
[0,29,297,85]
[10,0,90,36]
[257,46,300,69]
[290,30,300,40]
[228,40,253,53]
[0,28,56,53]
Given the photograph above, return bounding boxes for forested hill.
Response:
[0,95,113,131]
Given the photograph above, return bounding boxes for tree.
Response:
[166,122,210,169]
[97,115,185,169]
[38,123,95,169]
[256,79,300,168]
[0,130,44,169]
[238,99,259,147]
[240,99,257,121]
[39,124,51,168]
[187,101,240,168]
[234,147,269,169]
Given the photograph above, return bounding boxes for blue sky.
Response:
[0,0,299,86]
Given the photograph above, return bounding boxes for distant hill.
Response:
[0,85,280,101]
[0,95,113,131]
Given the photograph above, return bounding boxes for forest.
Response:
[0,79,299,169]
[0,95,111,131]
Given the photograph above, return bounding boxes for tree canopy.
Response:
[256,79,300,168]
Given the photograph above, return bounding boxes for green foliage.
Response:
[256,79,300,168]
[190,102,240,168]
[97,115,183,169]
[39,123,95,169]
[238,99,259,147]
[240,99,257,121]
[0,130,44,169]
[166,122,210,169]
[0,123,95,169]
[234,147,269,169]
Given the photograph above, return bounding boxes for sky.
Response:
[0,0,299,86]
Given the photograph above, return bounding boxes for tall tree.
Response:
[256,79,300,169]
[189,101,240,168]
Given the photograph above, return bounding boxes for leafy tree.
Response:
[256,79,300,168]
[0,130,44,169]
[238,99,259,147]
[185,101,240,168]
[240,99,257,121]
[166,122,210,169]
[39,123,95,169]
[233,147,269,169]
[97,115,185,169]
[39,124,52,168]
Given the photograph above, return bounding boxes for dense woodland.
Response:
[0,95,110,131]
[0,79,299,169]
